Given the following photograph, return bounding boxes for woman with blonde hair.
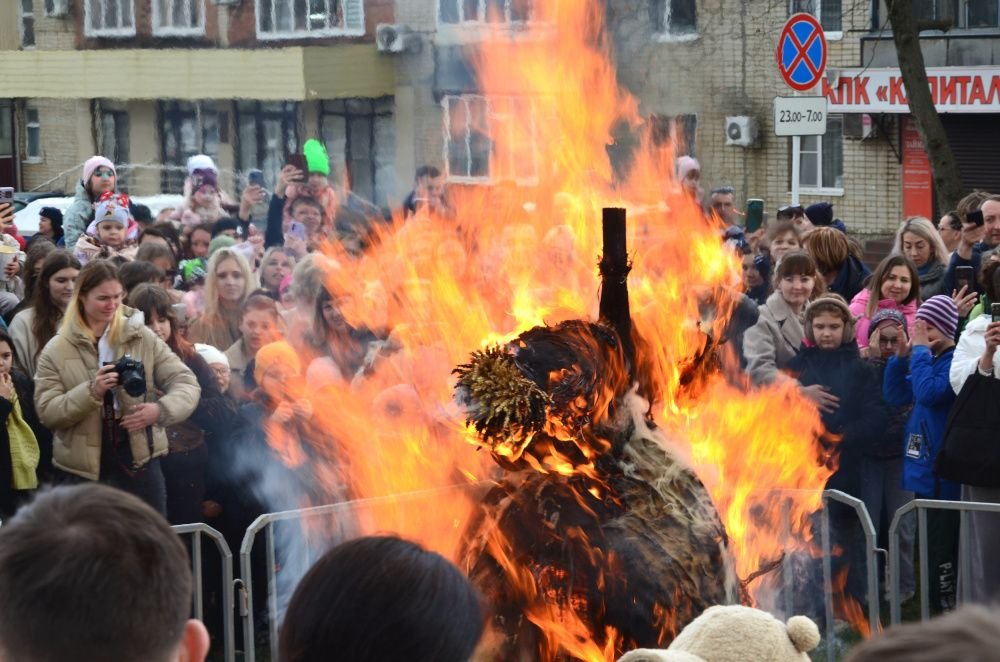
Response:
[187,248,256,350]
[33,260,200,514]
[892,216,950,299]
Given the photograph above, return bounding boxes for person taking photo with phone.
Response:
[941,192,1000,297]
[33,260,200,515]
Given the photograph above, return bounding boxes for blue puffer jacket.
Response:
[883,346,959,499]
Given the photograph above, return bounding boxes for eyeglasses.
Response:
[777,205,805,219]
[93,169,115,179]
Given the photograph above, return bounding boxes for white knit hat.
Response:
[186,154,218,176]
[195,343,229,368]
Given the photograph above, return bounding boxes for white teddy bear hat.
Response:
[618,605,821,662]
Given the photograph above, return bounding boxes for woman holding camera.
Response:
[33,260,200,514]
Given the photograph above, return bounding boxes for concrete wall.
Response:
[20,99,93,193]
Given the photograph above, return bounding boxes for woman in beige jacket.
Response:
[8,250,80,377]
[34,260,200,515]
[743,251,824,386]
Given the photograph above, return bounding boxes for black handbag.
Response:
[935,372,1000,488]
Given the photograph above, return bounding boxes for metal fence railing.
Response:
[887,498,1000,625]
[172,523,236,662]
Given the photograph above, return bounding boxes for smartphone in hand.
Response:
[968,209,985,227]
[285,154,307,183]
[745,199,765,233]
[956,265,976,292]
[287,221,307,242]
[248,169,265,188]
[992,302,1000,323]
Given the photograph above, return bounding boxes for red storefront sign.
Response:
[901,117,933,219]
[824,67,1000,113]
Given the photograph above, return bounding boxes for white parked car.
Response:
[13,194,184,236]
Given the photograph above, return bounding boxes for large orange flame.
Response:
[269,0,848,657]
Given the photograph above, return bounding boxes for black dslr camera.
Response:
[106,355,146,397]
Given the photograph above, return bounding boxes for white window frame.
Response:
[84,0,137,38]
[152,0,205,37]
[789,0,843,40]
[793,113,844,196]
[437,0,535,25]
[442,94,539,186]
[19,0,35,49]
[25,108,41,164]
[654,0,699,43]
[255,0,365,40]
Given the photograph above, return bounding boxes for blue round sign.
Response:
[776,13,827,92]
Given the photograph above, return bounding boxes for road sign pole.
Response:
[791,135,801,206]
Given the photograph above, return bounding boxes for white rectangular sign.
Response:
[825,67,1000,113]
[774,96,828,136]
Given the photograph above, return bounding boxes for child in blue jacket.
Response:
[883,295,960,610]
[883,295,960,500]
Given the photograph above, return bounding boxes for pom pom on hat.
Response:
[82,156,115,185]
[916,295,959,340]
[786,615,820,653]
[195,343,229,369]
[303,139,330,177]
[186,154,218,175]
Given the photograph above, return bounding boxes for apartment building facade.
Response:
[1,0,407,206]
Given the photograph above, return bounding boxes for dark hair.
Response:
[774,250,825,300]
[416,165,441,180]
[119,260,165,294]
[128,283,193,360]
[941,210,962,231]
[0,484,192,662]
[866,254,921,317]
[957,190,991,223]
[129,203,152,226]
[846,605,1000,662]
[140,223,183,260]
[31,250,81,363]
[22,238,57,303]
[211,217,240,238]
[136,241,177,268]
[981,257,1000,303]
[39,207,64,239]
[279,536,484,662]
[0,328,16,368]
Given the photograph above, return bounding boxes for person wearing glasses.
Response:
[64,156,119,253]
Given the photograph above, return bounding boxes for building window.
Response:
[651,0,697,37]
[797,114,843,191]
[439,0,534,24]
[235,101,299,188]
[790,0,842,33]
[256,0,364,39]
[443,94,537,184]
[20,0,35,48]
[100,111,129,167]
[152,0,204,36]
[25,108,41,162]
[85,0,136,37]
[650,113,697,156]
[321,98,395,207]
[160,102,222,193]
[967,0,1000,27]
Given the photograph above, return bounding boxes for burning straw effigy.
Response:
[454,209,739,659]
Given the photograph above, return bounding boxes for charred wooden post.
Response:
[599,207,635,370]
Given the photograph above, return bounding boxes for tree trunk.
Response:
[887,0,966,213]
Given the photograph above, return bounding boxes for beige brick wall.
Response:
[396,0,902,235]
[20,98,93,193]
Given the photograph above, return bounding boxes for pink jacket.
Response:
[849,288,918,349]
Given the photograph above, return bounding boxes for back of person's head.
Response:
[846,605,1000,662]
[210,217,240,238]
[0,484,208,662]
[279,536,484,662]
[119,259,166,294]
[803,227,850,275]
[942,209,962,231]
[137,241,177,267]
[130,202,153,227]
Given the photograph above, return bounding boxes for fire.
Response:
[264,0,852,657]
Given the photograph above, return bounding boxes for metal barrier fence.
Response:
[172,523,236,662]
[887,498,1000,625]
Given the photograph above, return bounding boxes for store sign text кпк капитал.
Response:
[825,67,1000,114]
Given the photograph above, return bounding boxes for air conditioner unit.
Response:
[725,116,759,147]
[376,24,417,54]
[44,0,69,17]
[843,113,878,140]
